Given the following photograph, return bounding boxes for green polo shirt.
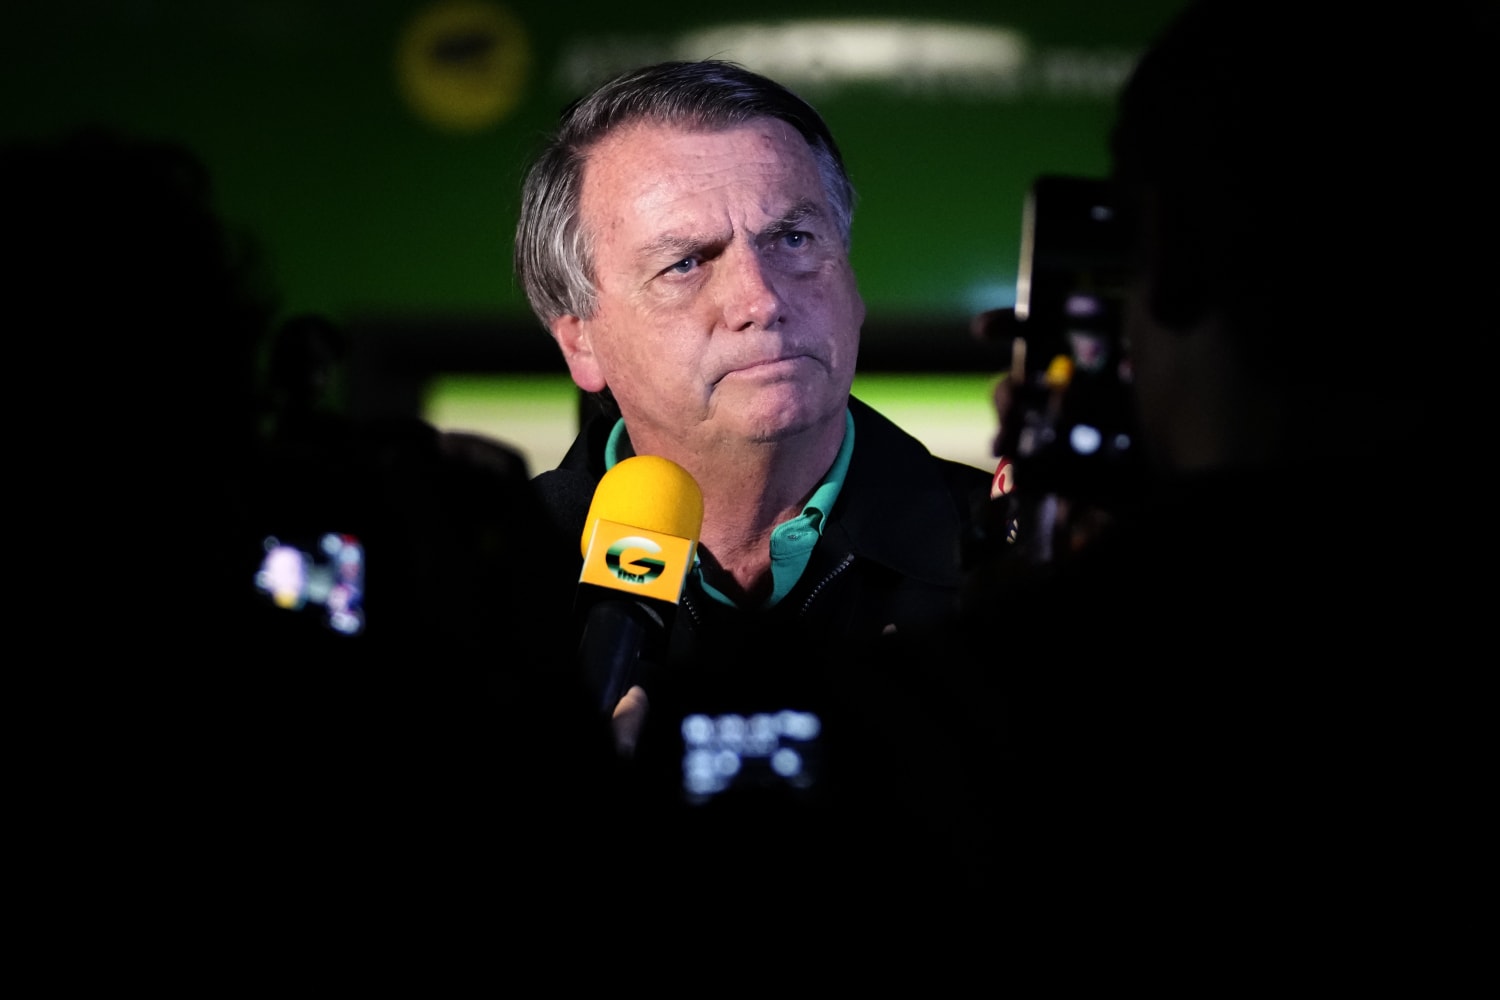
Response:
[602,409,855,609]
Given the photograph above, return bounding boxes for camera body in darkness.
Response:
[996,175,1146,563]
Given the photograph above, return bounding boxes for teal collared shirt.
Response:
[602,409,855,609]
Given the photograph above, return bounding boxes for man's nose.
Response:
[715,244,782,331]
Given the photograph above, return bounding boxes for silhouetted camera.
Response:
[1001,175,1143,512]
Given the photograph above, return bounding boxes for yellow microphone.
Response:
[579,455,703,602]
[575,456,703,712]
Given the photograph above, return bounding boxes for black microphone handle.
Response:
[577,597,667,715]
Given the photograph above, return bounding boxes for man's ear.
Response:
[549,314,607,393]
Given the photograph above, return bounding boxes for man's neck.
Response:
[624,413,847,602]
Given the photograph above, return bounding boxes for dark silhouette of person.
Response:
[940,0,1496,968]
[4,126,622,941]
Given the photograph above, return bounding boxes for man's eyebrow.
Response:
[633,200,825,263]
[635,230,724,263]
[759,200,823,240]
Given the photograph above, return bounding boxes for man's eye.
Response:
[667,257,697,275]
[782,232,809,249]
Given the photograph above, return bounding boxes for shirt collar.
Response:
[602,410,855,608]
[602,409,855,509]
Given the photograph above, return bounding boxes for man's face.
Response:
[551,118,864,449]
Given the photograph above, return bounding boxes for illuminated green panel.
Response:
[423,370,1002,475]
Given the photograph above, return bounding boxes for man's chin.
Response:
[738,396,846,445]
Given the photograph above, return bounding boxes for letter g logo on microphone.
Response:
[605,536,666,585]
[579,457,702,604]
[581,519,696,603]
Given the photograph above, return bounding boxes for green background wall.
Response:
[4,0,1192,469]
[3,1,1190,330]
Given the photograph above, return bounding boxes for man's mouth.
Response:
[715,354,815,385]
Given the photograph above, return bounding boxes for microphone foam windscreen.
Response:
[581,455,704,557]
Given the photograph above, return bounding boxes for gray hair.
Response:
[514,60,857,328]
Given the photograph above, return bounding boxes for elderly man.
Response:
[515,61,993,751]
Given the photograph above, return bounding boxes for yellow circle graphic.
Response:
[396,1,531,132]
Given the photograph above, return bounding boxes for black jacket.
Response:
[534,396,993,674]
[532,395,998,894]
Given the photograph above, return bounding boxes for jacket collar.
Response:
[828,396,979,588]
[553,395,983,589]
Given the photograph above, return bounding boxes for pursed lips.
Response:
[712,352,818,386]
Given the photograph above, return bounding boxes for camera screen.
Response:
[254,531,366,636]
[680,709,824,805]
